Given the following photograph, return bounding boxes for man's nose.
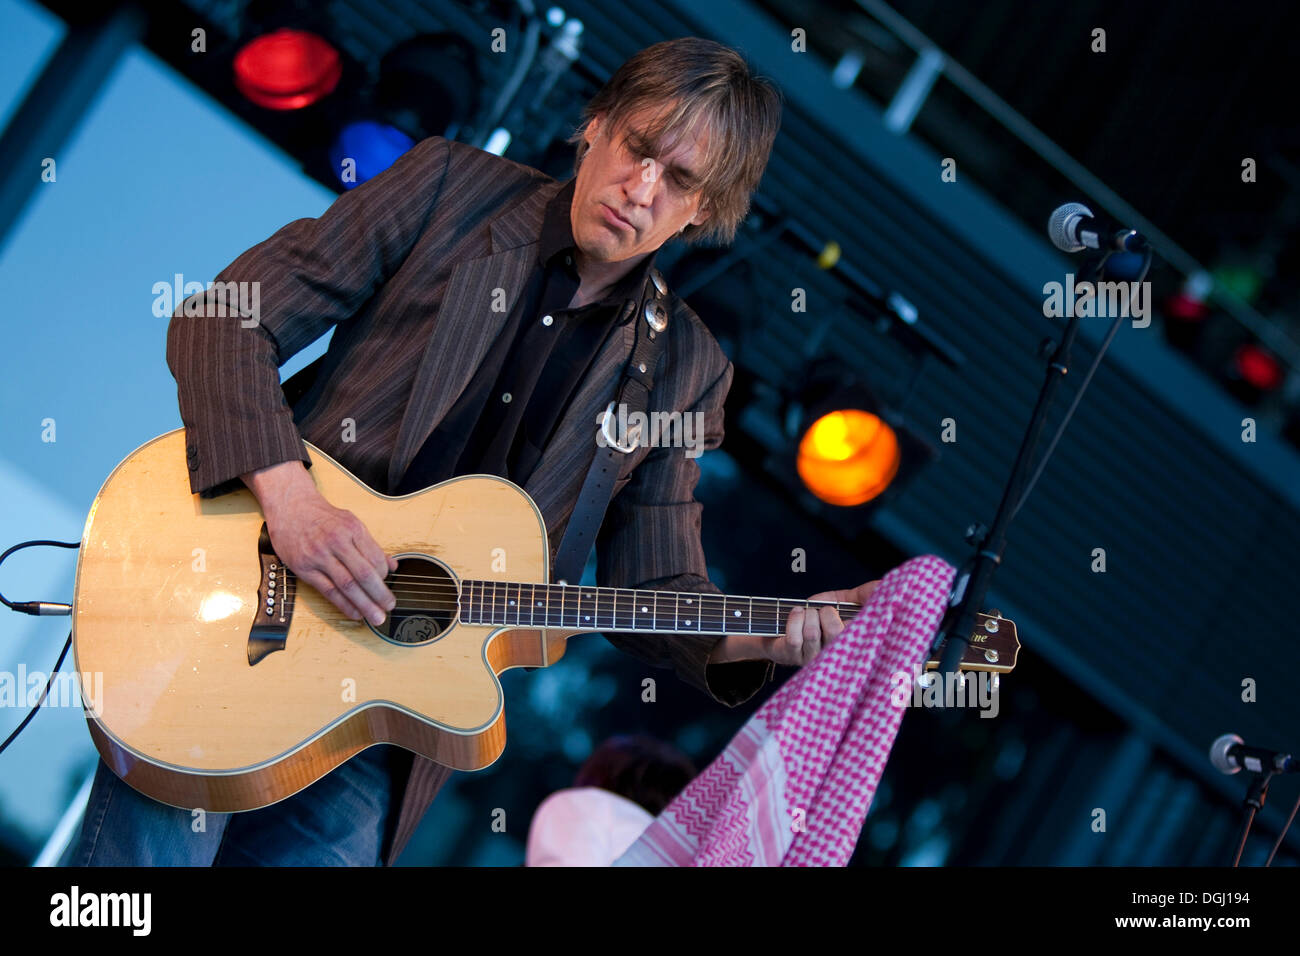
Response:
[624,160,661,204]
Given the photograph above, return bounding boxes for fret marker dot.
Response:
[685,619,692,626]
[686,598,693,604]
[734,610,741,617]
[536,601,542,607]
[508,600,515,606]
[584,615,590,621]
[640,606,648,613]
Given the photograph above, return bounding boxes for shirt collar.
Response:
[541,177,662,309]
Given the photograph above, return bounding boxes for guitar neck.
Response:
[459,580,860,637]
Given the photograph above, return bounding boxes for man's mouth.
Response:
[601,204,634,232]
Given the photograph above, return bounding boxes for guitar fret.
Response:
[614,589,633,630]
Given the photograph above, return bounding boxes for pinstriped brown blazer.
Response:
[164,135,775,864]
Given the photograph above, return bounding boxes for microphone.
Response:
[1047,203,1148,254]
[1210,733,1300,775]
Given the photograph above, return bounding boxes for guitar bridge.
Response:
[247,522,294,665]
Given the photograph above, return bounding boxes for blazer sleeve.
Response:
[595,357,776,708]
[165,135,454,498]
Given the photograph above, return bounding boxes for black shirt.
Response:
[392,178,660,494]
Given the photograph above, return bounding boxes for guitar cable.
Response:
[0,538,79,756]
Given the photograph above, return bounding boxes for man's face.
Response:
[570,105,712,265]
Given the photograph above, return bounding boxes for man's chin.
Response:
[580,238,632,262]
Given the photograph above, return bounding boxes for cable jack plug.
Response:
[10,602,72,616]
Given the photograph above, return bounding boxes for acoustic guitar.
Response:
[71,429,1020,812]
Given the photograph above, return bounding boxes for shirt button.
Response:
[564,254,572,266]
[542,314,554,326]
[501,392,512,404]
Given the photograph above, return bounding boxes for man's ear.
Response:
[585,111,605,147]
[690,201,712,227]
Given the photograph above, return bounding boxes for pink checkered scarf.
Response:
[613,554,956,867]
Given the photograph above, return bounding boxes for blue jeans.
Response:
[62,745,407,866]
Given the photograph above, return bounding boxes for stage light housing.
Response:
[376,32,481,142]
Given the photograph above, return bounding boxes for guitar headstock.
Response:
[925,610,1020,674]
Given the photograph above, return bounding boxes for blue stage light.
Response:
[328,121,415,189]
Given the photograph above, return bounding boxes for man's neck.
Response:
[570,247,652,308]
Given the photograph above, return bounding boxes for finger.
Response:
[339,539,397,621]
[819,605,843,642]
[802,606,821,665]
[785,608,805,664]
[350,525,397,591]
[320,550,387,626]
[298,565,363,621]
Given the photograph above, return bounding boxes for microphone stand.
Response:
[1231,771,1274,867]
[932,246,1153,679]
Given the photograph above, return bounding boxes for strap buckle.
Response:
[600,401,642,453]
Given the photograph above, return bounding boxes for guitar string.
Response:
[281,577,997,655]
[373,572,864,606]
[334,578,863,607]
[280,572,862,627]
[279,573,863,611]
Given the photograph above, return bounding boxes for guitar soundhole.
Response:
[372,555,458,647]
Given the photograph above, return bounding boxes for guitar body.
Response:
[73,428,573,812]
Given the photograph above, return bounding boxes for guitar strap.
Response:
[551,267,672,585]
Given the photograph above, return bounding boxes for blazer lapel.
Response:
[386,180,561,493]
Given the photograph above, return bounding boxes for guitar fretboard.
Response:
[458,581,862,636]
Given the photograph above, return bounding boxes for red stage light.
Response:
[233,29,341,110]
[1164,291,1210,322]
[1233,343,1284,392]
